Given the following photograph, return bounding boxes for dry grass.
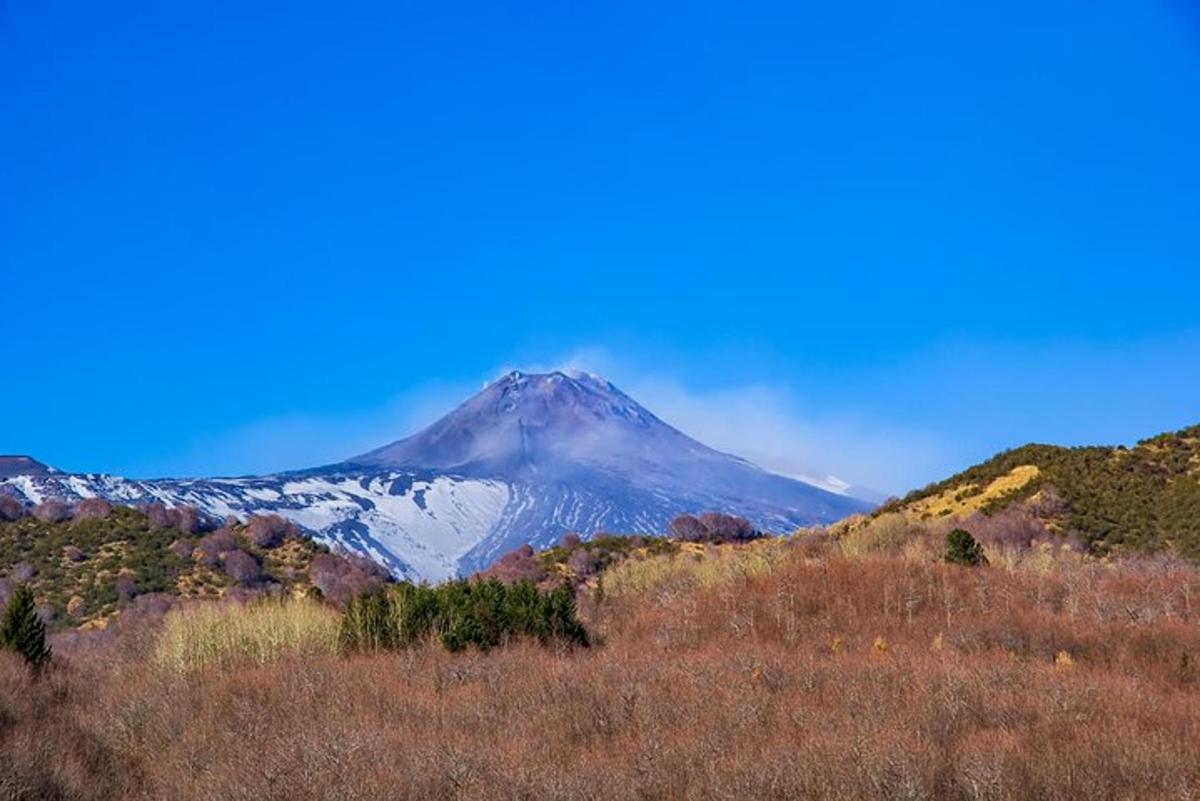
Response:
[2,545,1199,800]
[153,597,340,674]
[904,464,1041,520]
[601,537,794,598]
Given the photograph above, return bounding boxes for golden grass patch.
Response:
[905,465,1040,520]
[153,597,340,674]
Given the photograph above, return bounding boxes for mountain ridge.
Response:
[0,372,870,579]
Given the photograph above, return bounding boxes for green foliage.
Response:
[944,529,988,567]
[340,578,589,654]
[0,585,51,671]
[878,424,1200,558]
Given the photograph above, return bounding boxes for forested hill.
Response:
[876,424,1200,557]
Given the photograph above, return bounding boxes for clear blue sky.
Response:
[2,1,1198,493]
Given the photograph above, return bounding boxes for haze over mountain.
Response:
[0,371,870,580]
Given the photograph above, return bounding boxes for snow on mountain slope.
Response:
[0,466,508,581]
[0,371,873,580]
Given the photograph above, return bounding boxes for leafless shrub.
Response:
[32,499,72,523]
[115,572,136,602]
[962,507,1049,551]
[0,495,27,521]
[668,513,708,541]
[196,528,239,566]
[74,498,114,520]
[144,503,174,529]
[669,512,760,543]
[697,512,760,542]
[144,503,211,534]
[245,514,299,549]
[168,539,193,560]
[308,553,387,607]
[566,547,602,578]
[9,561,35,582]
[174,505,208,535]
[221,550,262,586]
[475,544,548,584]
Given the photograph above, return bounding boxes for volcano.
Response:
[0,371,872,579]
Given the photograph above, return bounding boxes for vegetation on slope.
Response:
[874,423,1200,557]
[2,530,1199,800]
[0,502,386,630]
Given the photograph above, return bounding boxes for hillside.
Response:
[0,503,386,630]
[3,520,1198,800]
[872,423,1200,557]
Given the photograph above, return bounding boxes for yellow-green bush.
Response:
[154,597,340,673]
[837,513,916,558]
[602,539,794,599]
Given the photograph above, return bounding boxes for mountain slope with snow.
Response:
[0,371,872,579]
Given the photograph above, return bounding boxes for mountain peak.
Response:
[0,455,56,479]
[350,370,670,475]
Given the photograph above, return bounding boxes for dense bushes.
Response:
[340,579,588,653]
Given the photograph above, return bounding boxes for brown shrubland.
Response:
[2,540,1199,801]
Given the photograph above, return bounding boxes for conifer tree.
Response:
[0,585,52,672]
[945,528,988,567]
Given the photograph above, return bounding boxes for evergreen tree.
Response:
[544,583,589,646]
[339,590,394,652]
[945,528,988,567]
[0,585,51,672]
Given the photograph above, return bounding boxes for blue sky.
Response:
[2,0,1198,493]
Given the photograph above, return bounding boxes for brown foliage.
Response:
[475,543,548,584]
[669,512,760,543]
[308,552,387,607]
[167,539,193,560]
[143,503,210,534]
[0,495,27,522]
[73,499,114,521]
[4,550,1200,800]
[220,550,261,586]
[195,529,239,567]
[245,514,299,549]
[31,500,72,524]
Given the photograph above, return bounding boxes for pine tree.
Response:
[544,583,589,647]
[0,585,52,672]
[945,528,988,567]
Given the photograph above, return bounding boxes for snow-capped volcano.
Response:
[358,370,772,483]
[0,372,872,580]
